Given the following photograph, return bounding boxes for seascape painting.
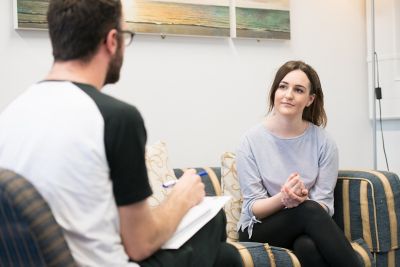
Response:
[124,0,230,37]
[14,0,48,30]
[14,0,290,39]
[235,0,290,39]
[14,0,230,37]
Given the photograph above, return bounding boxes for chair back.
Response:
[0,168,77,267]
[221,152,243,242]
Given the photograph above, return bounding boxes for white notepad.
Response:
[162,196,231,249]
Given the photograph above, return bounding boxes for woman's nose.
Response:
[284,88,294,99]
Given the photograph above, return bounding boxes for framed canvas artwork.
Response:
[124,0,230,37]
[235,0,290,39]
[14,0,290,40]
[14,0,48,30]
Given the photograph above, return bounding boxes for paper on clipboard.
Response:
[162,196,231,249]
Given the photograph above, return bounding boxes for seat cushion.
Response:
[229,241,300,267]
[228,239,374,267]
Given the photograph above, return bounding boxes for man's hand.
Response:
[171,169,205,209]
[119,169,205,261]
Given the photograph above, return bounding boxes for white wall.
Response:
[1,0,387,173]
[365,0,400,174]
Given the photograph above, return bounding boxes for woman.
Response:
[236,60,361,266]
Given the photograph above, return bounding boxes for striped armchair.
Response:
[175,167,303,267]
[334,170,400,267]
[0,168,77,267]
[174,159,400,267]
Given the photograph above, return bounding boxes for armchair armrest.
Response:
[333,170,400,254]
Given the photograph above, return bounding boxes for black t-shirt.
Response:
[76,82,152,206]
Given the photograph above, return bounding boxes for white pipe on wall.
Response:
[371,0,377,170]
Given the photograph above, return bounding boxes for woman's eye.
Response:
[278,84,286,89]
[295,88,304,93]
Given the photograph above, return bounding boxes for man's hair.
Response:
[47,0,122,62]
[268,60,327,127]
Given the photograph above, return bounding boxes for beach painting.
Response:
[14,0,290,40]
[124,0,230,37]
[14,0,230,37]
[14,0,49,30]
[235,0,290,39]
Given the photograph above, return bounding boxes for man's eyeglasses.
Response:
[119,30,135,46]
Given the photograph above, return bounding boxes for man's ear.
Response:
[104,29,119,55]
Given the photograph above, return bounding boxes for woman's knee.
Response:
[294,200,334,230]
[293,235,329,267]
[293,235,316,252]
[299,199,324,210]
[297,200,328,217]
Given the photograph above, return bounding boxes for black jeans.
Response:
[138,211,243,267]
[239,200,361,267]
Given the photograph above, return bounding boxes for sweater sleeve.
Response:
[308,134,339,216]
[236,136,268,236]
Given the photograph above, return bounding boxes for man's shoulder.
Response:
[99,94,143,125]
[95,92,141,119]
[73,82,143,124]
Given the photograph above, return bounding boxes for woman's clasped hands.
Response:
[280,173,308,208]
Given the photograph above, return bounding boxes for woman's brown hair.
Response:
[268,60,327,127]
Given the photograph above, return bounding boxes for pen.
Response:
[162,170,208,188]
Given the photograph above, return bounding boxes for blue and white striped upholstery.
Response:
[335,170,400,267]
[0,168,77,267]
[229,242,300,267]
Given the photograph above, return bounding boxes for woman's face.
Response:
[273,69,315,118]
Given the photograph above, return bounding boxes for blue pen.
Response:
[162,170,208,188]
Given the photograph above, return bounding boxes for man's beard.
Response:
[104,45,123,85]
